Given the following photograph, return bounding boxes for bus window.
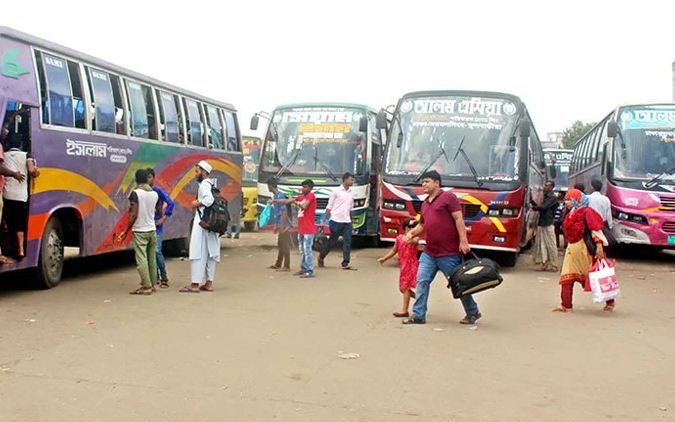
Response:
[109,75,127,135]
[206,105,224,149]
[174,96,186,143]
[183,99,203,147]
[86,67,116,133]
[157,91,179,142]
[41,53,74,127]
[223,111,238,151]
[67,61,86,129]
[125,80,153,139]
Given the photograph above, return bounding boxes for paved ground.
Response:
[1,233,674,421]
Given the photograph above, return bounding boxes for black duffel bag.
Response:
[312,227,329,255]
[446,252,503,299]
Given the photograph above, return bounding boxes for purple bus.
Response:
[568,104,675,249]
[0,27,243,287]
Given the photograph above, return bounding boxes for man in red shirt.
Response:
[402,170,481,325]
[275,179,317,278]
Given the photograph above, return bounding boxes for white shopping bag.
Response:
[588,259,620,303]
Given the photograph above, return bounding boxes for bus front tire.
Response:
[500,252,518,268]
[36,217,65,289]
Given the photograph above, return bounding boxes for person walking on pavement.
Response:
[587,179,612,228]
[118,169,159,295]
[401,171,481,325]
[530,181,559,272]
[318,172,355,269]
[267,178,292,272]
[147,168,174,288]
[180,161,221,293]
[275,179,317,278]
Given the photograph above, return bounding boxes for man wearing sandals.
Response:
[401,171,482,325]
[0,141,26,265]
[118,169,159,295]
[530,181,559,272]
[180,161,220,293]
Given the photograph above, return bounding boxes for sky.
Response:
[4,0,675,140]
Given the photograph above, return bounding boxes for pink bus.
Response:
[568,104,675,249]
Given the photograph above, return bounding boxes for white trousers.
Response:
[191,255,217,284]
[190,233,217,284]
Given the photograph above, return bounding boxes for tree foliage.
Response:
[561,121,596,149]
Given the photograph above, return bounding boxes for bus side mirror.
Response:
[376,111,388,130]
[396,131,403,148]
[601,143,608,175]
[607,121,619,138]
[359,116,368,132]
[250,114,259,131]
[548,164,557,179]
[519,121,531,138]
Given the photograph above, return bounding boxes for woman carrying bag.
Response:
[553,188,615,313]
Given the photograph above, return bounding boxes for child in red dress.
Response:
[377,218,420,318]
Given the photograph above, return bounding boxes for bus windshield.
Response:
[615,106,675,181]
[544,150,573,189]
[385,95,520,182]
[261,107,366,177]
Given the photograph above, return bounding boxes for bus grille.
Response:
[316,198,329,209]
[462,204,483,218]
[660,196,675,211]
[663,221,675,233]
[412,200,423,214]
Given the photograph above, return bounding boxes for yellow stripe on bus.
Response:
[33,168,119,212]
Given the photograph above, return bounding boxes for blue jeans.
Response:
[412,253,480,320]
[226,221,241,236]
[298,234,315,274]
[320,221,352,267]
[156,230,167,280]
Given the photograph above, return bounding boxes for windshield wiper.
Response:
[275,149,301,179]
[413,142,447,183]
[645,165,675,189]
[452,136,484,188]
[313,155,338,182]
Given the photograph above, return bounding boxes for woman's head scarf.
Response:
[565,188,589,208]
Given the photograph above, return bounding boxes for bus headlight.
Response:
[614,210,647,225]
[384,200,406,210]
[487,207,519,218]
[354,198,366,208]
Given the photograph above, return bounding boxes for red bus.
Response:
[376,91,546,266]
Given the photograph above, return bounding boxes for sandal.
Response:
[199,285,214,292]
[392,312,409,318]
[129,287,153,295]
[551,306,572,313]
[179,285,200,293]
[268,265,281,269]
[603,304,615,312]
[160,279,170,288]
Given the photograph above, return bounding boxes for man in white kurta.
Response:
[180,161,221,293]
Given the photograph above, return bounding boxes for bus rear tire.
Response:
[500,252,518,268]
[244,221,256,232]
[164,237,189,258]
[36,217,64,289]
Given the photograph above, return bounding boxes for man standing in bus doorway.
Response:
[274,179,317,278]
[401,171,481,325]
[180,161,220,293]
[318,172,355,269]
[530,181,559,272]
[588,179,612,228]
[0,121,26,265]
[118,169,159,295]
[147,168,174,288]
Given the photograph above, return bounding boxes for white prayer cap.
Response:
[197,160,212,174]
